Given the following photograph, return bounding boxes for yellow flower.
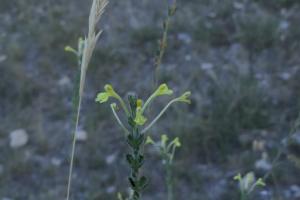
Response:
[154,83,173,96]
[256,178,266,187]
[234,173,242,181]
[95,84,119,103]
[173,137,181,147]
[137,99,143,108]
[234,172,265,193]
[146,136,155,145]
[134,107,147,125]
[177,91,191,104]
[96,92,110,103]
[161,134,169,146]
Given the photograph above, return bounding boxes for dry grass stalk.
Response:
[66,0,108,200]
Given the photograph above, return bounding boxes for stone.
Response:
[9,129,28,148]
[279,72,291,81]
[106,186,116,194]
[255,158,272,171]
[185,55,192,61]
[233,2,244,10]
[51,157,62,167]
[0,164,3,175]
[279,20,289,31]
[2,198,12,200]
[177,33,192,44]
[58,76,71,88]
[105,153,117,165]
[290,185,300,198]
[76,130,88,141]
[0,55,7,63]
[201,63,214,71]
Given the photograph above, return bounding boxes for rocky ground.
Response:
[0,0,300,199]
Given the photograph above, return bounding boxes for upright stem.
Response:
[166,162,174,200]
[66,93,82,200]
[131,127,142,200]
[240,192,247,200]
[126,95,147,200]
[153,2,176,87]
[154,15,170,87]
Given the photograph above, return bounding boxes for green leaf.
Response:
[128,93,138,115]
[138,176,148,190]
[126,154,134,165]
[64,46,77,55]
[129,177,136,188]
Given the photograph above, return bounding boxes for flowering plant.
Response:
[96,83,190,200]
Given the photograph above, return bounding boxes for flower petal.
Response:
[134,107,147,125]
[95,92,109,103]
[177,91,191,104]
[155,83,173,96]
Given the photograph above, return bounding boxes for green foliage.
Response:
[130,26,161,47]
[181,70,270,161]
[254,0,300,9]
[237,14,279,52]
[194,19,231,46]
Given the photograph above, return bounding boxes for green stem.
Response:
[166,162,174,200]
[127,126,145,200]
[126,96,147,200]
[111,104,130,136]
[153,1,176,87]
[141,98,179,134]
[66,80,82,200]
[66,52,82,200]
[241,192,247,200]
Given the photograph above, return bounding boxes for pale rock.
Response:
[290,132,300,144]
[255,158,272,171]
[106,186,116,194]
[208,12,216,18]
[279,20,289,31]
[201,63,214,71]
[279,72,291,80]
[185,55,192,61]
[0,164,3,175]
[9,129,28,148]
[0,55,7,63]
[76,130,88,141]
[51,157,62,167]
[2,198,12,200]
[178,33,192,44]
[58,76,71,88]
[105,153,117,165]
[291,185,300,198]
[259,190,272,198]
[233,2,244,10]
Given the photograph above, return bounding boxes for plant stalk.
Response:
[166,162,174,200]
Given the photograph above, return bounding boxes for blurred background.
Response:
[1,0,300,199]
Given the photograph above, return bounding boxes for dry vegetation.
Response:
[0,0,300,199]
